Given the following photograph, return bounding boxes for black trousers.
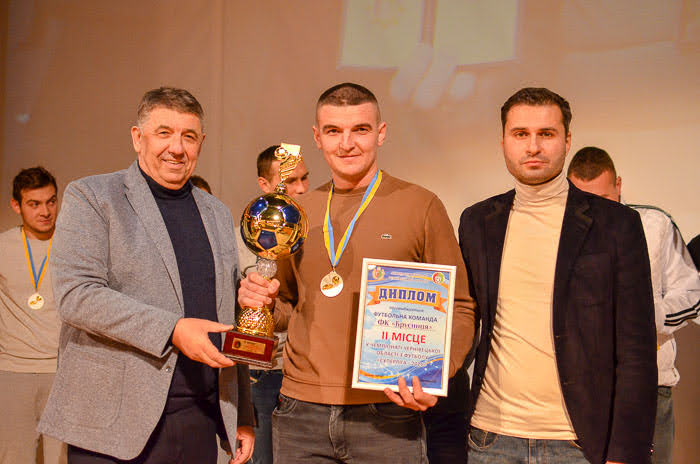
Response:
[67,401,219,464]
[424,410,468,464]
[423,368,470,464]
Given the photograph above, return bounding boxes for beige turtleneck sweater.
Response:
[471,170,577,439]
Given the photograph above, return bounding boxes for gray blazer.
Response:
[38,161,254,460]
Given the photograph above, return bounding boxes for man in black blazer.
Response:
[458,88,656,464]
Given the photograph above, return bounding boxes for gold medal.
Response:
[320,270,343,298]
[28,293,44,310]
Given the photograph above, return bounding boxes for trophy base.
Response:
[222,330,279,369]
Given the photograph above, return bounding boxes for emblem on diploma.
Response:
[223,143,309,368]
[351,258,456,397]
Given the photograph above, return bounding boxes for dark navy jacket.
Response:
[458,182,656,464]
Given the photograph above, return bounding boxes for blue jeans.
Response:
[250,369,283,464]
[272,394,427,463]
[467,427,588,464]
[651,386,673,464]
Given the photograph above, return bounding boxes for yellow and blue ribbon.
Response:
[323,170,383,268]
[22,227,52,292]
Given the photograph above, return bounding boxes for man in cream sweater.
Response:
[459,88,656,464]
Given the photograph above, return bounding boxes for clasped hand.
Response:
[238,272,280,308]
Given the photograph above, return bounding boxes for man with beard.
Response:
[459,88,656,464]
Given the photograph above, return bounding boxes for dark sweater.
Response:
[140,169,219,408]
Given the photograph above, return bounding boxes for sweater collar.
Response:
[513,170,569,206]
[138,165,192,200]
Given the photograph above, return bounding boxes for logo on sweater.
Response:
[380,233,392,240]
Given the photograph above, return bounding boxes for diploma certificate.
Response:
[351,258,456,397]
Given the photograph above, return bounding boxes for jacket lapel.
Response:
[484,190,515,327]
[193,189,225,314]
[553,182,593,321]
[124,161,184,312]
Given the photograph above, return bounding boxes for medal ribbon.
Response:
[323,169,382,268]
[22,227,53,292]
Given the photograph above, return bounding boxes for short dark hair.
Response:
[12,166,57,202]
[567,146,617,182]
[189,175,212,194]
[501,87,572,135]
[317,82,380,120]
[136,87,204,129]
[257,145,280,180]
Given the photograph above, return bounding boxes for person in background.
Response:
[568,146,700,464]
[255,145,309,198]
[0,166,66,464]
[190,174,213,194]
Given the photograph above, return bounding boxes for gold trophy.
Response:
[223,143,308,368]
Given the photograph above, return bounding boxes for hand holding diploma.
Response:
[384,376,438,411]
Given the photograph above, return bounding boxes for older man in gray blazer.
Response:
[38,87,254,464]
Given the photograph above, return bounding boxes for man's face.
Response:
[11,185,58,239]
[258,160,309,198]
[502,104,571,185]
[312,102,386,189]
[131,107,205,190]
[569,170,621,202]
